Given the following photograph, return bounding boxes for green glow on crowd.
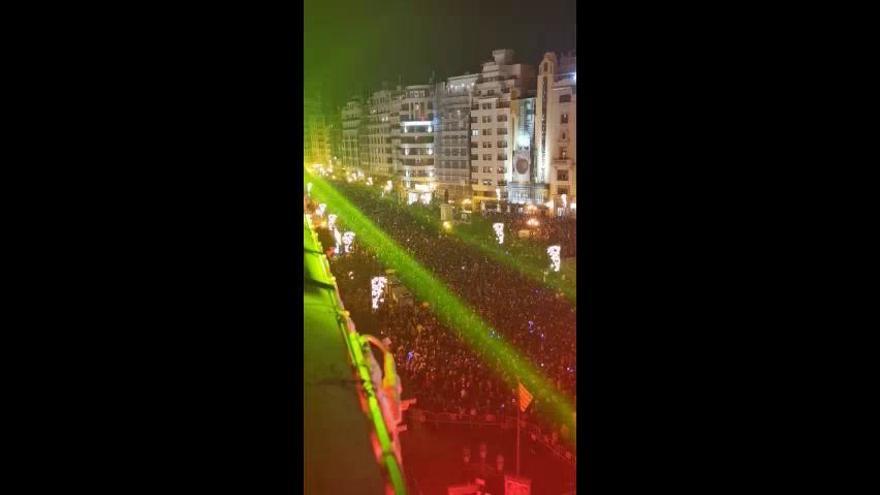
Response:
[332,181,576,303]
[306,170,576,444]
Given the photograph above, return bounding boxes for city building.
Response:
[304,94,330,166]
[508,96,544,204]
[535,51,577,214]
[341,97,363,171]
[327,106,343,169]
[436,73,478,203]
[469,49,536,209]
[362,85,403,179]
[396,84,438,204]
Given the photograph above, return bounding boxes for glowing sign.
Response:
[371,276,387,310]
[547,245,561,272]
[493,223,504,245]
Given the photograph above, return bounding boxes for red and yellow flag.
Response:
[518,382,533,412]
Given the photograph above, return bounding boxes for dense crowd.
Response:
[306,181,576,442]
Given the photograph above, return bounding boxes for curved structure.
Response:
[303,214,407,494]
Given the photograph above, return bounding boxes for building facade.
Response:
[469,49,535,208]
[535,51,577,213]
[508,96,545,204]
[341,97,363,171]
[362,85,403,179]
[436,73,478,203]
[397,84,438,204]
[304,94,330,166]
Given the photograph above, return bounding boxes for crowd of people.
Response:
[305,180,577,444]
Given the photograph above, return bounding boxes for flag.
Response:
[518,382,533,412]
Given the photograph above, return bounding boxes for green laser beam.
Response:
[306,170,576,445]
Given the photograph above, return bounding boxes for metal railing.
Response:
[408,408,575,465]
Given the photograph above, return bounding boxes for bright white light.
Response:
[342,231,355,253]
[495,188,501,201]
[493,223,504,245]
[570,202,576,210]
[517,133,530,148]
[545,200,554,209]
[316,203,326,217]
[327,214,337,231]
[547,245,561,272]
[371,276,387,310]
[561,194,568,209]
[366,177,373,186]
[402,120,432,127]
[333,228,342,253]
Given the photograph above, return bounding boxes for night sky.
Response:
[304,0,576,112]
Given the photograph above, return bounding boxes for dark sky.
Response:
[304,0,576,112]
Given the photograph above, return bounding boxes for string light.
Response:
[333,227,342,254]
[493,223,504,245]
[547,245,561,272]
[371,276,387,310]
[342,231,355,253]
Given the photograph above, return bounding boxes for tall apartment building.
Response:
[304,94,330,166]
[535,51,577,212]
[436,73,478,203]
[508,96,543,204]
[469,49,536,208]
[327,107,342,167]
[341,97,363,171]
[397,84,438,204]
[361,85,403,179]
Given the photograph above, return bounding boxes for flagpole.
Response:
[516,398,521,476]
